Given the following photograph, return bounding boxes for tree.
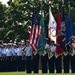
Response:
[0,0,75,42]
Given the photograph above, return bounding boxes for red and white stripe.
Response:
[32,25,39,51]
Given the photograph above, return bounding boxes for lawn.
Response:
[0,70,74,75]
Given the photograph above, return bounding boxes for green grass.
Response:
[0,70,74,75]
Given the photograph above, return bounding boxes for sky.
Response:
[0,0,9,6]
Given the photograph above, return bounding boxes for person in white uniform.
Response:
[71,37,75,73]
[48,41,56,73]
[6,43,12,71]
[25,40,33,73]
[11,43,17,71]
[16,42,24,71]
[1,44,7,72]
[41,38,49,73]
[21,42,26,71]
[32,49,39,73]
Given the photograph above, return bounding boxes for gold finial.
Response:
[39,0,42,6]
[62,0,64,6]
[68,1,70,8]
[68,1,70,11]
[31,0,35,6]
[56,3,59,9]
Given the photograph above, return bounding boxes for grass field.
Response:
[0,70,75,75]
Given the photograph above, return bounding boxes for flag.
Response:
[65,5,72,44]
[38,9,45,55]
[56,8,63,56]
[61,2,66,51]
[48,7,57,44]
[29,8,39,51]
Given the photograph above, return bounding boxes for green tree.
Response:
[0,0,75,42]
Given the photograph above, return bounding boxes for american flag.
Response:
[29,8,39,51]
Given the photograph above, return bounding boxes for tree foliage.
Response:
[0,0,75,42]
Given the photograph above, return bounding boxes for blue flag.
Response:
[61,5,66,51]
[65,9,72,44]
[38,9,45,55]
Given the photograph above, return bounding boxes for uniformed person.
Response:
[1,44,7,72]
[21,42,26,71]
[6,43,12,71]
[41,39,49,73]
[25,40,33,73]
[55,33,62,73]
[63,43,70,73]
[0,45,2,72]
[48,41,56,73]
[71,37,75,73]
[11,43,17,71]
[32,50,39,73]
[16,42,24,71]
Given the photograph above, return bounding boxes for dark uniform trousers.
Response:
[63,54,69,73]
[26,56,32,73]
[12,56,17,71]
[48,56,55,73]
[1,59,6,72]
[21,59,25,71]
[41,53,48,73]
[6,56,12,71]
[55,55,62,73]
[32,53,39,73]
[17,56,23,71]
[71,55,75,73]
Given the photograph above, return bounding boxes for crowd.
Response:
[0,36,75,73]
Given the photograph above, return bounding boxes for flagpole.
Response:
[40,0,42,6]
[68,1,70,12]
[48,1,52,42]
[62,0,64,6]
[31,0,34,7]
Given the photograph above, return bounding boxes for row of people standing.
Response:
[24,39,65,73]
[40,37,75,73]
[0,42,25,72]
[0,37,75,73]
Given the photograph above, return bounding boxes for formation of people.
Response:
[0,36,75,73]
